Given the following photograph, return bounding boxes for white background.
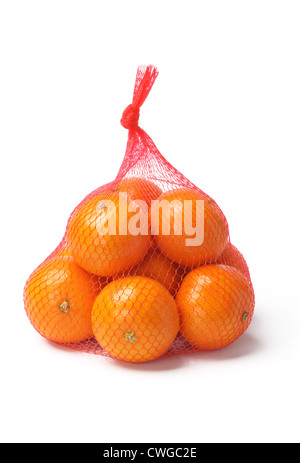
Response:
[1,1,300,444]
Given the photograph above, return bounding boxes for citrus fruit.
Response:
[52,244,108,293]
[132,246,186,296]
[113,177,162,207]
[66,188,151,276]
[92,276,180,363]
[152,188,229,267]
[24,256,102,343]
[217,243,250,280]
[175,264,255,351]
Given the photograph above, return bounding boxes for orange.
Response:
[52,244,71,257]
[113,177,162,207]
[92,276,180,363]
[152,188,229,267]
[24,256,103,343]
[51,244,108,293]
[66,188,151,276]
[132,246,186,296]
[175,264,255,351]
[217,243,251,280]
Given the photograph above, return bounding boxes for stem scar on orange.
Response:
[175,264,255,351]
[24,256,103,344]
[91,276,180,363]
[152,188,229,267]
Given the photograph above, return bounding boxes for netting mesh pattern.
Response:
[24,66,255,363]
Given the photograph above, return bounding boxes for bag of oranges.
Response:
[24,65,255,363]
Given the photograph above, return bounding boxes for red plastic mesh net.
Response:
[24,65,255,363]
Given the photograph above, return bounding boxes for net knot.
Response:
[120,104,140,130]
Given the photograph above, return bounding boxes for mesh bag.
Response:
[24,66,255,363]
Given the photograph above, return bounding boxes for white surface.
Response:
[1,0,300,444]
